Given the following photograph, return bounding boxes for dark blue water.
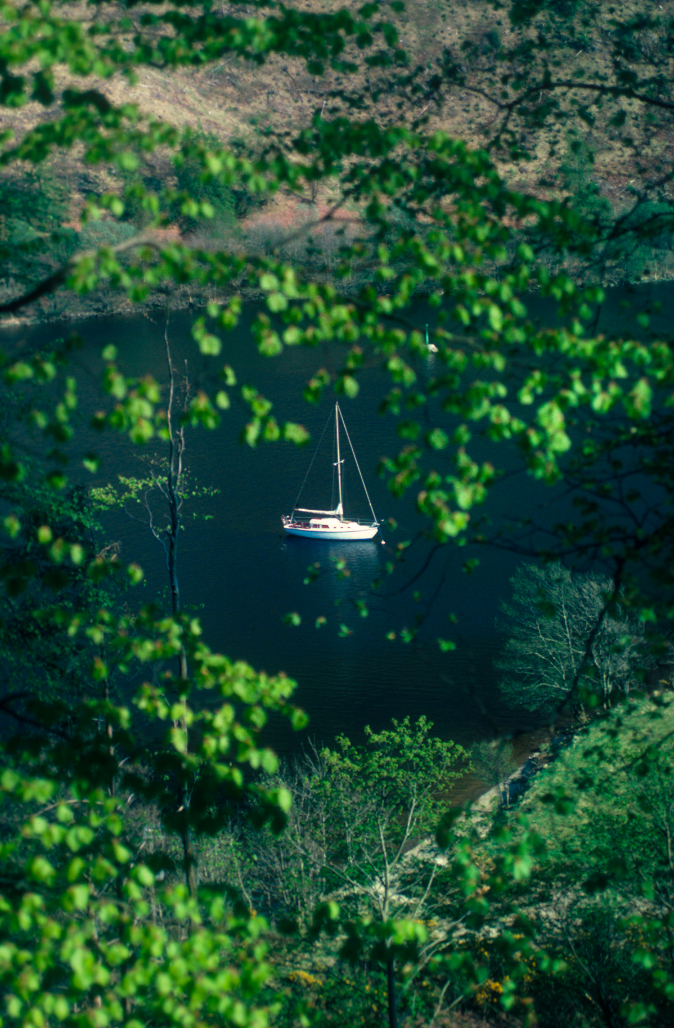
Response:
[1,283,664,752]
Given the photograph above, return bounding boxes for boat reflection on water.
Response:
[280,536,383,575]
[280,534,384,611]
[281,536,383,563]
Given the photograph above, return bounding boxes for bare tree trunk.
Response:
[181,819,198,897]
[386,953,398,1028]
[164,322,185,626]
[164,320,197,897]
[103,672,115,798]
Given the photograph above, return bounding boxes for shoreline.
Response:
[4,268,672,332]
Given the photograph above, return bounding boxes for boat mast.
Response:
[337,404,380,532]
[335,402,344,517]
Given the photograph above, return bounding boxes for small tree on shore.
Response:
[470,739,517,807]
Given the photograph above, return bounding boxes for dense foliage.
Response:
[514,694,674,1027]
[1,2,674,1027]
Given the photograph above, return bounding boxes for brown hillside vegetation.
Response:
[3,0,673,271]
[3,0,674,320]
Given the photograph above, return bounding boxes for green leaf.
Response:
[627,377,652,418]
[337,375,359,398]
[267,292,288,313]
[487,304,503,332]
[198,332,222,356]
[282,422,310,445]
[426,428,449,450]
[258,331,283,357]
[260,272,279,291]
[127,563,144,584]
[283,326,302,345]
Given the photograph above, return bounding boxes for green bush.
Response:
[515,696,674,1025]
[0,166,76,280]
[171,131,267,235]
[78,219,138,248]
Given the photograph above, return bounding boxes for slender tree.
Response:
[93,322,207,895]
[470,739,517,806]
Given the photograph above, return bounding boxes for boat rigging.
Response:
[282,402,382,542]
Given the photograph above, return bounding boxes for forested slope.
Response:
[1,4,674,1028]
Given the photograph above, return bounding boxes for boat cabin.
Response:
[310,518,342,529]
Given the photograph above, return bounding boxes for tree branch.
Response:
[0,234,163,315]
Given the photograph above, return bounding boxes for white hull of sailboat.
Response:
[283,518,378,541]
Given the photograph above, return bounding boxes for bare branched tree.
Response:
[496,564,654,715]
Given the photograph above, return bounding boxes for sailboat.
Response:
[282,402,381,541]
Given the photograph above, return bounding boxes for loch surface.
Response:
[2,281,662,752]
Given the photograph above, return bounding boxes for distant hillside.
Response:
[1,0,671,321]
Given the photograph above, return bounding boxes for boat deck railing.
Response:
[285,514,378,527]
